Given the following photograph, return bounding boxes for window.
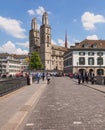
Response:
[82,43,88,48]
[97,69,104,75]
[59,51,62,55]
[79,57,85,65]
[97,57,103,65]
[97,52,103,56]
[91,43,97,48]
[88,58,94,65]
[79,52,85,56]
[52,51,56,55]
[88,52,94,56]
[47,36,49,43]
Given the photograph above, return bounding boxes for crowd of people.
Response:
[76,70,95,85]
[26,72,51,85]
[26,70,96,85]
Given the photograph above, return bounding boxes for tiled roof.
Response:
[52,44,68,51]
[74,39,105,49]
[0,53,28,59]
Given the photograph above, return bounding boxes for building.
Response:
[0,53,28,76]
[64,39,105,76]
[29,12,68,71]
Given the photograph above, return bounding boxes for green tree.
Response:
[29,52,43,70]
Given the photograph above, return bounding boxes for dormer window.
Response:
[92,43,97,48]
[82,43,88,48]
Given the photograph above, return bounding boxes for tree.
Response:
[29,52,43,70]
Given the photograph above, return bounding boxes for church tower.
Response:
[40,12,51,70]
[29,18,40,53]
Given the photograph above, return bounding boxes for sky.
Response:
[0,0,105,55]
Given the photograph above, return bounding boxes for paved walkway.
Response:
[22,77,105,130]
[72,78,105,93]
[1,77,105,130]
[0,79,47,130]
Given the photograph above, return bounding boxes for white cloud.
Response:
[52,38,65,46]
[27,6,51,22]
[0,41,28,54]
[51,39,57,45]
[86,35,99,40]
[16,41,29,48]
[35,6,45,16]
[27,9,35,16]
[58,39,64,46]
[27,6,45,17]
[81,12,105,30]
[0,16,26,38]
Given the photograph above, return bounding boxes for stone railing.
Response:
[0,77,27,96]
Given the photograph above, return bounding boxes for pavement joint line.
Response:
[1,83,47,130]
[1,111,28,130]
[24,84,46,107]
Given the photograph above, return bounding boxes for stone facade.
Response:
[29,12,68,71]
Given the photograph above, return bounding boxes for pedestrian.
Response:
[42,72,45,81]
[46,72,50,84]
[77,72,82,84]
[26,74,30,85]
[81,70,85,83]
[36,72,41,84]
[85,71,89,83]
[91,72,95,85]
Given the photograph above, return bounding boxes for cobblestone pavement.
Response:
[22,77,105,130]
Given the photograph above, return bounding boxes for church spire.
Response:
[42,12,49,25]
[31,18,38,30]
[65,32,68,48]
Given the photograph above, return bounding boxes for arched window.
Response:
[79,57,85,65]
[97,69,104,75]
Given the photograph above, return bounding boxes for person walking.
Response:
[91,72,95,85]
[42,72,45,81]
[36,72,41,84]
[85,71,89,83]
[81,70,85,83]
[77,72,82,84]
[46,72,50,84]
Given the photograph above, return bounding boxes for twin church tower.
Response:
[29,12,68,71]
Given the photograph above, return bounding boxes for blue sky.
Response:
[0,0,105,54]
